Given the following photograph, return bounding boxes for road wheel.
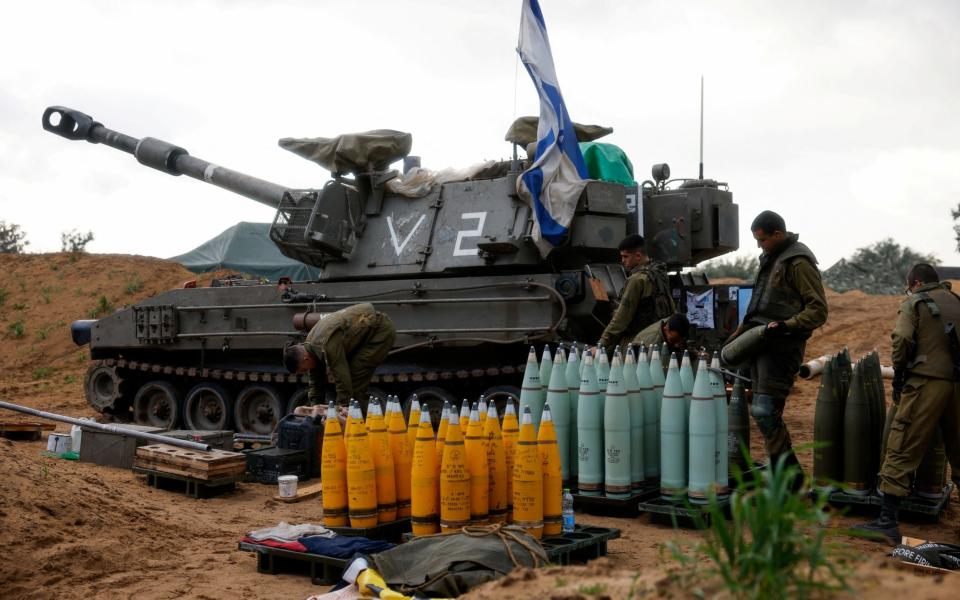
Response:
[133,381,181,429]
[184,383,233,431]
[235,384,283,435]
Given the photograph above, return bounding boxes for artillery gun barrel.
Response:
[42,106,287,209]
[0,398,213,452]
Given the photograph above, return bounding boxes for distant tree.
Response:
[61,229,95,253]
[698,254,759,281]
[952,204,960,253]
[823,238,939,294]
[0,221,29,253]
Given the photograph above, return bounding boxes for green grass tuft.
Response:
[664,448,854,599]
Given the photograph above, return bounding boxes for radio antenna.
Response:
[698,75,704,180]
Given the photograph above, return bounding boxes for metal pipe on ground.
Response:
[799,355,894,380]
[0,399,212,451]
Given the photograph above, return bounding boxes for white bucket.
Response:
[47,432,72,453]
[278,475,299,498]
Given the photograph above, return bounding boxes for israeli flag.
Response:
[516,0,589,255]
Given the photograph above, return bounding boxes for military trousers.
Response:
[749,338,805,460]
[878,375,960,497]
[334,313,397,405]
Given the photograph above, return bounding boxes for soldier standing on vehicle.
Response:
[283,303,396,406]
[598,234,674,355]
[735,210,828,479]
[632,313,691,354]
[854,264,960,543]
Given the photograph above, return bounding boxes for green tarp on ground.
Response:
[170,222,321,281]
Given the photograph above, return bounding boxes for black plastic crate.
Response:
[637,495,731,529]
[277,414,322,477]
[245,447,308,485]
[572,483,659,517]
[541,525,620,565]
[826,483,953,521]
[237,541,348,585]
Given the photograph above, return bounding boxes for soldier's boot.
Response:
[852,494,901,545]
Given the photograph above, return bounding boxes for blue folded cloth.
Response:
[299,534,394,558]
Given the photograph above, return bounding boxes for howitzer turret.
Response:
[44,105,743,436]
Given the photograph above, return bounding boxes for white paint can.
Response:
[278,474,299,498]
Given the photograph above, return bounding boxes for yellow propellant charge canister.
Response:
[439,409,471,532]
[435,401,451,472]
[539,403,562,536]
[512,406,544,538]
[405,395,421,462]
[464,403,490,524]
[366,399,397,523]
[345,402,379,528]
[410,408,439,535]
[501,400,520,521]
[320,402,348,527]
[483,402,508,523]
[387,397,412,518]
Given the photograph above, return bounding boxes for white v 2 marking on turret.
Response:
[386,213,426,256]
[453,212,487,257]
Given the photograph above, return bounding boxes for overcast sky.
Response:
[2,0,958,269]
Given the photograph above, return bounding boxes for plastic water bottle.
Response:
[561,488,575,533]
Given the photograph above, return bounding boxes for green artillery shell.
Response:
[647,346,665,478]
[720,325,765,369]
[637,346,658,480]
[546,349,571,483]
[660,355,687,499]
[519,346,545,431]
[813,357,843,486]
[576,352,603,496]
[727,376,750,471]
[709,354,729,497]
[623,348,645,490]
[566,346,581,484]
[680,351,694,423]
[539,344,553,415]
[842,361,872,495]
[603,353,632,499]
[688,357,717,504]
[595,347,610,412]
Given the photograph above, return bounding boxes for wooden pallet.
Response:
[134,444,246,481]
[0,421,55,441]
[274,481,323,503]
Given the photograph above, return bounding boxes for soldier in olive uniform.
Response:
[855,264,960,543]
[598,234,675,355]
[283,303,396,406]
[735,211,828,476]
[632,313,691,354]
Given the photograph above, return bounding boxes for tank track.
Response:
[95,357,523,386]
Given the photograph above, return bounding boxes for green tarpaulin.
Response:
[579,141,636,186]
[170,222,321,281]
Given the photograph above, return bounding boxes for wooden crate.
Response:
[134,444,246,481]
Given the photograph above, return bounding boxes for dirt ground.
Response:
[0,254,957,599]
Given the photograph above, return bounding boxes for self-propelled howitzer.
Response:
[43,106,740,435]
